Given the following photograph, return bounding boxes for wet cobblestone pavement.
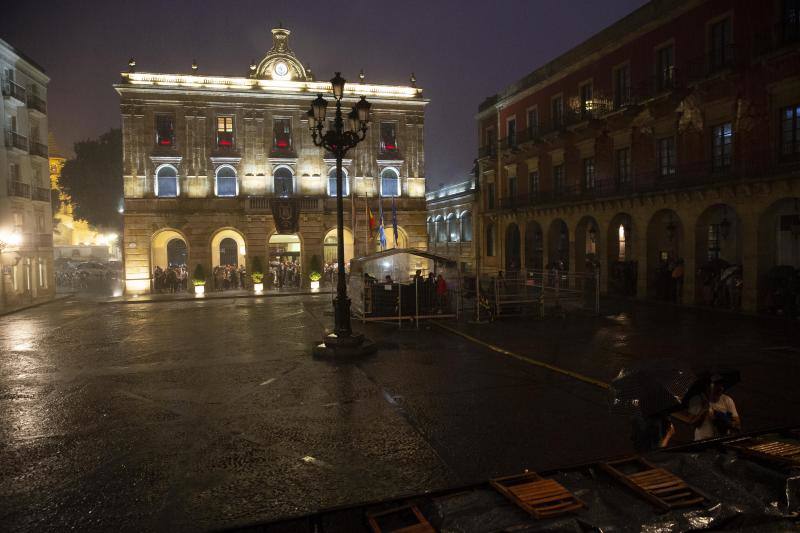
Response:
[0,294,797,531]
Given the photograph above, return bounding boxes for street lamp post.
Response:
[308,72,376,357]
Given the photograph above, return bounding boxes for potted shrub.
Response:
[251,256,264,292]
[192,264,206,295]
[309,254,322,290]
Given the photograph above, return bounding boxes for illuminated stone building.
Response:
[425,178,476,272]
[476,0,800,313]
[0,38,54,312]
[116,26,428,294]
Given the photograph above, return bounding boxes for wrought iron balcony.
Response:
[30,141,48,159]
[27,94,47,115]
[32,187,51,202]
[5,131,29,152]
[478,144,497,158]
[7,180,31,198]
[2,79,26,103]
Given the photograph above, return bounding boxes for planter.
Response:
[253,283,264,292]
[310,280,320,290]
[194,285,205,295]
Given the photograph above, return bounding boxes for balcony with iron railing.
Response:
[7,180,31,199]
[27,94,47,115]
[32,187,51,202]
[754,21,800,57]
[478,144,497,158]
[5,131,29,152]
[29,141,48,159]
[2,79,27,103]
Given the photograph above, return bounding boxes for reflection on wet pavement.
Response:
[0,295,797,531]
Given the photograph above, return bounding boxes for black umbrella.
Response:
[609,360,698,417]
[681,368,741,408]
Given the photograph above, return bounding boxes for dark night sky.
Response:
[2,0,648,187]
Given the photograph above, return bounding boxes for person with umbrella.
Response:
[687,372,740,441]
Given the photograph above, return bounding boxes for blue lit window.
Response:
[327,167,349,197]
[380,167,400,197]
[156,165,178,197]
[216,165,238,197]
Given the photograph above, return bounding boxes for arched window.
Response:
[215,165,238,197]
[327,167,349,197]
[486,222,495,256]
[460,211,473,242]
[380,167,400,197]
[274,167,294,197]
[156,165,178,197]
[427,217,435,243]
[618,224,627,261]
[166,238,187,267]
[436,215,447,243]
[447,213,459,242]
[219,237,239,266]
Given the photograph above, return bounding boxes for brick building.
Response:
[475,0,800,313]
[116,26,428,294]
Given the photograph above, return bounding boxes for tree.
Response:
[59,128,123,229]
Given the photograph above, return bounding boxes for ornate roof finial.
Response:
[249,59,256,72]
[410,72,417,87]
[128,57,136,72]
[191,59,198,72]
[359,69,365,83]
[306,63,313,81]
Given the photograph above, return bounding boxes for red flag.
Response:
[367,201,377,237]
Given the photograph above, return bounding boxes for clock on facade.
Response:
[274,61,289,78]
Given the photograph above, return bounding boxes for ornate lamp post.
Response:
[308,73,376,356]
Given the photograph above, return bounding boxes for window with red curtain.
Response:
[155,115,175,146]
[217,116,234,147]
[380,122,397,152]
[273,118,292,151]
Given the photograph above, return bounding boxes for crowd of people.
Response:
[212,264,247,291]
[153,265,189,293]
[267,261,301,288]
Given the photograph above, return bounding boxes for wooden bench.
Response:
[725,437,800,467]
[366,504,435,533]
[490,470,585,519]
[599,457,707,511]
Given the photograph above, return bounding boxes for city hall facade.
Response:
[116,26,428,294]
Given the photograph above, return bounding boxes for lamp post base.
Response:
[312,332,377,358]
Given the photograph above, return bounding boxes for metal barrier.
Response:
[476,268,599,320]
[352,279,461,327]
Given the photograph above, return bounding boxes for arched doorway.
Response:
[757,197,800,315]
[375,225,408,251]
[323,227,354,266]
[525,220,544,271]
[269,233,302,288]
[505,223,521,272]
[547,219,569,270]
[166,239,187,267]
[210,229,247,269]
[575,216,600,274]
[219,238,239,267]
[607,213,637,296]
[646,209,684,301]
[695,204,743,308]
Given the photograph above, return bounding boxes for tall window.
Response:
[583,158,595,190]
[215,166,237,197]
[436,216,446,243]
[380,122,398,152]
[551,95,564,129]
[710,18,732,71]
[328,167,349,196]
[216,116,234,147]
[460,212,473,242]
[529,170,540,196]
[486,183,495,209]
[656,45,675,91]
[712,122,733,171]
[156,165,178,197]
[527,108,539,137]
[616,147,631,186]
[618,224,627,261]
[783,0,800,43]
[507,174,517,200]
[614,65,631,108]
[553,164,565,194]
[380,168,400,197]
[273,118,292,152]
[37,257,47,288]
[486,222,495,257]
[447,213,459,242]
[579,82,593,118]
[155,114,175,146]
[507,118,516,146]
[707,224,721,260]
[657,137,676,177]
[427,218,435,243]
[274,167,294,197]
[781,105,800,157]
[9,162,20,181]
